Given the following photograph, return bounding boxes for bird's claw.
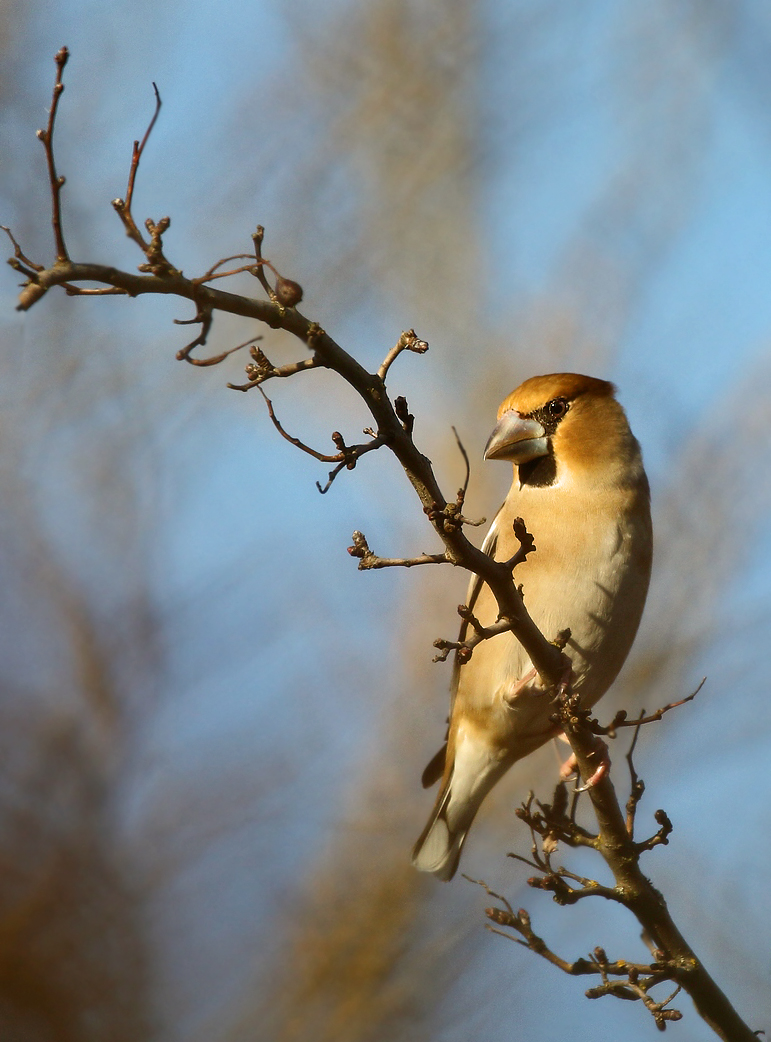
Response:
[574,758,609,792]
[558,737,611,792]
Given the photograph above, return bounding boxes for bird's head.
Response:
[484,373,641,489]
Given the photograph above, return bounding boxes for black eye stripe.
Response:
[526,397,570,435]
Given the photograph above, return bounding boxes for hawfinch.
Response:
[413,373,652,880]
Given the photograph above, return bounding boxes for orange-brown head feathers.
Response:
[486,373,643,491]
[496,373,616,419]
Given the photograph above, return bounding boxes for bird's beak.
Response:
[484,411,548,463]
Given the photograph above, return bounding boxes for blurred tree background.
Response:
[2,1,771,1040]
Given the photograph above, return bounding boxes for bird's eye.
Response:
[545,397,568,418]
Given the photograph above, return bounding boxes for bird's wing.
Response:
[420,503,503,789]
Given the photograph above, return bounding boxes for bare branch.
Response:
[2,225,44,277]
[590,677,706,737]
[251,226,275,301]
[452,425,471,501]
[315,431,386,494]
[514,786,598,852]
[174,303,213,362]
[112,83,162,252]
[431,518,538,662]
[444,426,486,528]
[250,226,304,308]
[347,530,448,569]
[377,328,429,382]
[502,516,536,570]
[474,878,685,1029]
[315,462,349,495]
[36,46,70,263]
[472,691,756,1036]
[125,82,161,212]
[257,386,342,462]
[228,351,321,391]
[543,685,757,1040]
[624,713,647,836]
[432,616,512,663]
[179,328,261,368]
[11,214,566,682]
[191,259,259,285]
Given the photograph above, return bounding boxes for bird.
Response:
[412,373,652,881]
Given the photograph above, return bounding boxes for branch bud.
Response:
[275,275,303,308]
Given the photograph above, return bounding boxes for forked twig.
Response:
[113,82,162,251]
[250,226,304,308]
[590,678,706,737]
[126,82,161,212]
[2,225,44,279]
[191,254,257,286]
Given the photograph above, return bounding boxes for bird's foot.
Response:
[502,668,538,707]
[558,735,611,792]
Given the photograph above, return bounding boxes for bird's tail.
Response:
[411,733,509,881]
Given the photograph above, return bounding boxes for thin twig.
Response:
[174,304,213,361]
[37,46,70,262]
[2,225,43,275]
[179,329,261,368]
[347,530,448,568]
[112,83,162,252]
[431,517,537,662]
[473,875,685,1027]
[377,328,429,382]
[228,355,320,391]
[432,616,513,663]
[251,226,275,301]
[257,386,341,462]
[452,425,471,500]
[251,227,304,309]
[138,215,178,276]
[191,256,258,285]
[590,678,706,737]
[125,82,161,212]
[624,713,646,835]
[502,516,536,570]
[633,808,674,855]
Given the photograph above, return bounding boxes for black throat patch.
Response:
[518,450,557,488]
